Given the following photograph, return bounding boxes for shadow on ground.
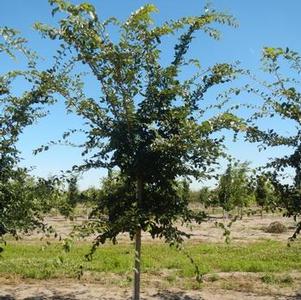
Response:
[0,291,202,300]
[1,292,301,300]
[0,294,77,300]
[150,291,203,300]
[286,294,301,300]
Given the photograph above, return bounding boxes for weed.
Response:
[261,273,294,285]
[207,273,219,282]
[261,273,277,284]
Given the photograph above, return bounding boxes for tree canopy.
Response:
[35,0,244,243]
[217,161,252,215]
[34,1,245,297]
[247,47,301,238]
[0,26,66,239]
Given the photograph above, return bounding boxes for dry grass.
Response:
[264,221,287,234]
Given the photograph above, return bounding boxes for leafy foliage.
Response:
[245,47,301,237]
[197,186,219,209]
[217,161,253,216]
[0,27,66,238]
[0,27,33,60]
[64,175,81,216]
[35,0,243,245]
[255,174,278,215]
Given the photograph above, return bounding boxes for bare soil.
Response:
[40,212,297,243]
[1,275,301,300]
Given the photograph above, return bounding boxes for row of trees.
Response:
[1,1,300,299]
[9,162,278,221]
[195,161,278,218]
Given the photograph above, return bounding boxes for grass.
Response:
[0,240,301,283]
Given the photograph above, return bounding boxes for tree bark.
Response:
[261,206,263,218]
[296,165,301,190]
[133,178,143,300]
[133,227,141,300]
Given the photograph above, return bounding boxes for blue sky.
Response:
[1,0,300,190]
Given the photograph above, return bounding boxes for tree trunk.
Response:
[133,178,143,300]
[261,207,263,218]
[133,227,141,300]
[296,165,301,190]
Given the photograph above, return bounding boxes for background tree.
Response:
[67,175,80,206]
[57,174,81,218]
[197,187,218,212]
[198,187,211,208]
[218,164,235,217]
[0,26,68,241]
[80,186,100,203]
[255,174,278,217]
[35,1,243,298]
[231,161,253,218]
[246,47,301,239]
[0,27,43,238]
[217,161,252,218]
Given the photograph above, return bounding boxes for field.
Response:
[1,210,301,300]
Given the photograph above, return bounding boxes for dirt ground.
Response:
[0,278,300,300]
[1,213,301,300]
[41,212,298,243]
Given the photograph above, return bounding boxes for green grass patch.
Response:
[0,240,300,281]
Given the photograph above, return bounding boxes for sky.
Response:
[1,0,301,190]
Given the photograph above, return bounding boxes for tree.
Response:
[35,1,243,298]
[218,164,234,216]
[60,174,81,217]
[255,175,277,217]
[53,175,80,218]
[246,47,301,238]
[0,27,67,240]
[195,186,219,214]
[217,161,252,218]
[198,187,210,207]
[0,27,42,238]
